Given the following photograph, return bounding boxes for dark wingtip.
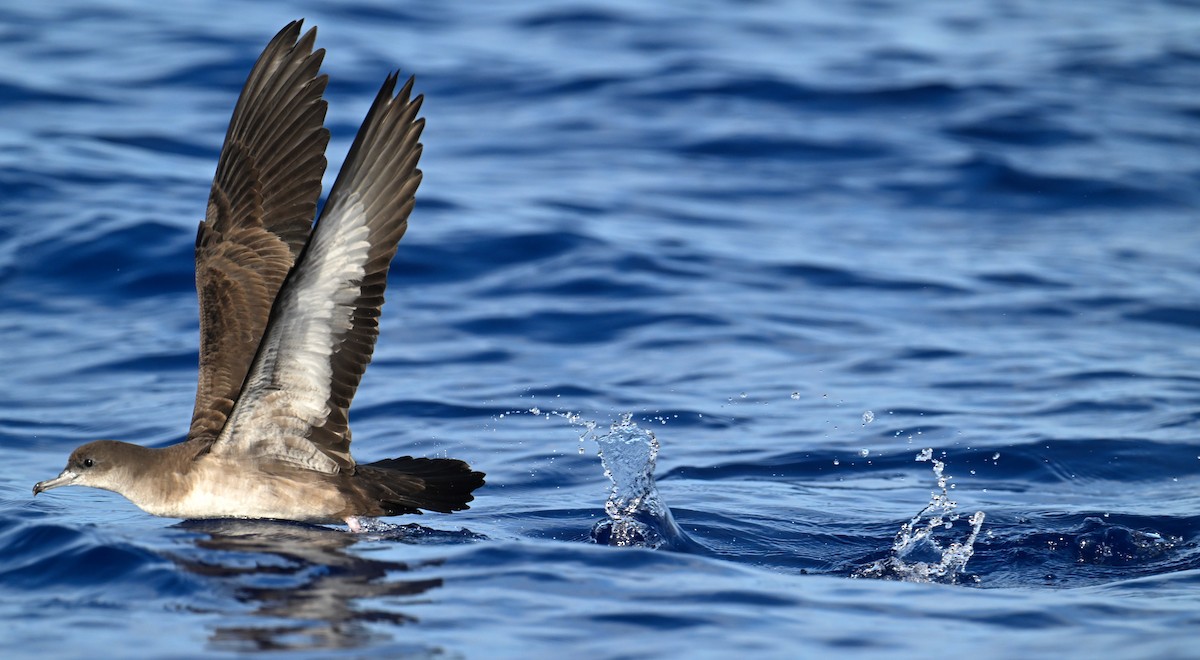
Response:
[273,20,303,43]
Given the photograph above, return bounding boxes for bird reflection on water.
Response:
[167,519,482,652]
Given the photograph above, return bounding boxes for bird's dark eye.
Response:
[82,458,94,468]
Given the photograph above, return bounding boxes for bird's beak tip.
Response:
[32,470,75,496]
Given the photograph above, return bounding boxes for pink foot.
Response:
[345,516,366,533]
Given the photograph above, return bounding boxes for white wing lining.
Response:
[214,194,372,474]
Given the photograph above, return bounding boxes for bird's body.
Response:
[62,441,345,522]
[33,21,484,530]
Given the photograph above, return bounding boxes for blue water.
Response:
[2,0,1199,656]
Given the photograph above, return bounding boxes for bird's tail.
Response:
[358,456,485,516]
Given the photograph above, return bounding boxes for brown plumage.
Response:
[33,21,485,531]
[191,21,329,444]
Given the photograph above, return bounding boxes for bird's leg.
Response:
[345,516,367,533]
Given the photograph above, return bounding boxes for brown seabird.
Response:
[32,21,484,532]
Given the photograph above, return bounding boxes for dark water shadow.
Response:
[167,519,475,654]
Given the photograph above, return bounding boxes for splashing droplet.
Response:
[862,410,874,424]
[790,392,800,400]
[854,452,986,584]
[859,448,870,458]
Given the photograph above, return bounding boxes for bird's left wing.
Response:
[189,21,329,444]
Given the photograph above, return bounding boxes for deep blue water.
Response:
[2,0,1200,656]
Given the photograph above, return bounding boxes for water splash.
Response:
[589,413,684,549]
[1035,517,1179,565]
[348,517,402,534]
[854,449,986,583]
[510,408,700,551]
[339,519,487,543]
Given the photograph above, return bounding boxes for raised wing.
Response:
[190,21,330,442]
[212,73,424,473]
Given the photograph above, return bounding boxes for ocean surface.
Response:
[1,0,1199,657]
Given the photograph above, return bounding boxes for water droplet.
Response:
[739,392,747,399]
[859,448,870,458]
[992,452,1000,461]
[790,392,800,400]
[862,410,874,424]
[916,448,933,462]
[832,458,840,466]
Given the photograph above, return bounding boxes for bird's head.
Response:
[33,440,140,495]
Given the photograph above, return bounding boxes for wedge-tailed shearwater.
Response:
[32,21,484,532]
